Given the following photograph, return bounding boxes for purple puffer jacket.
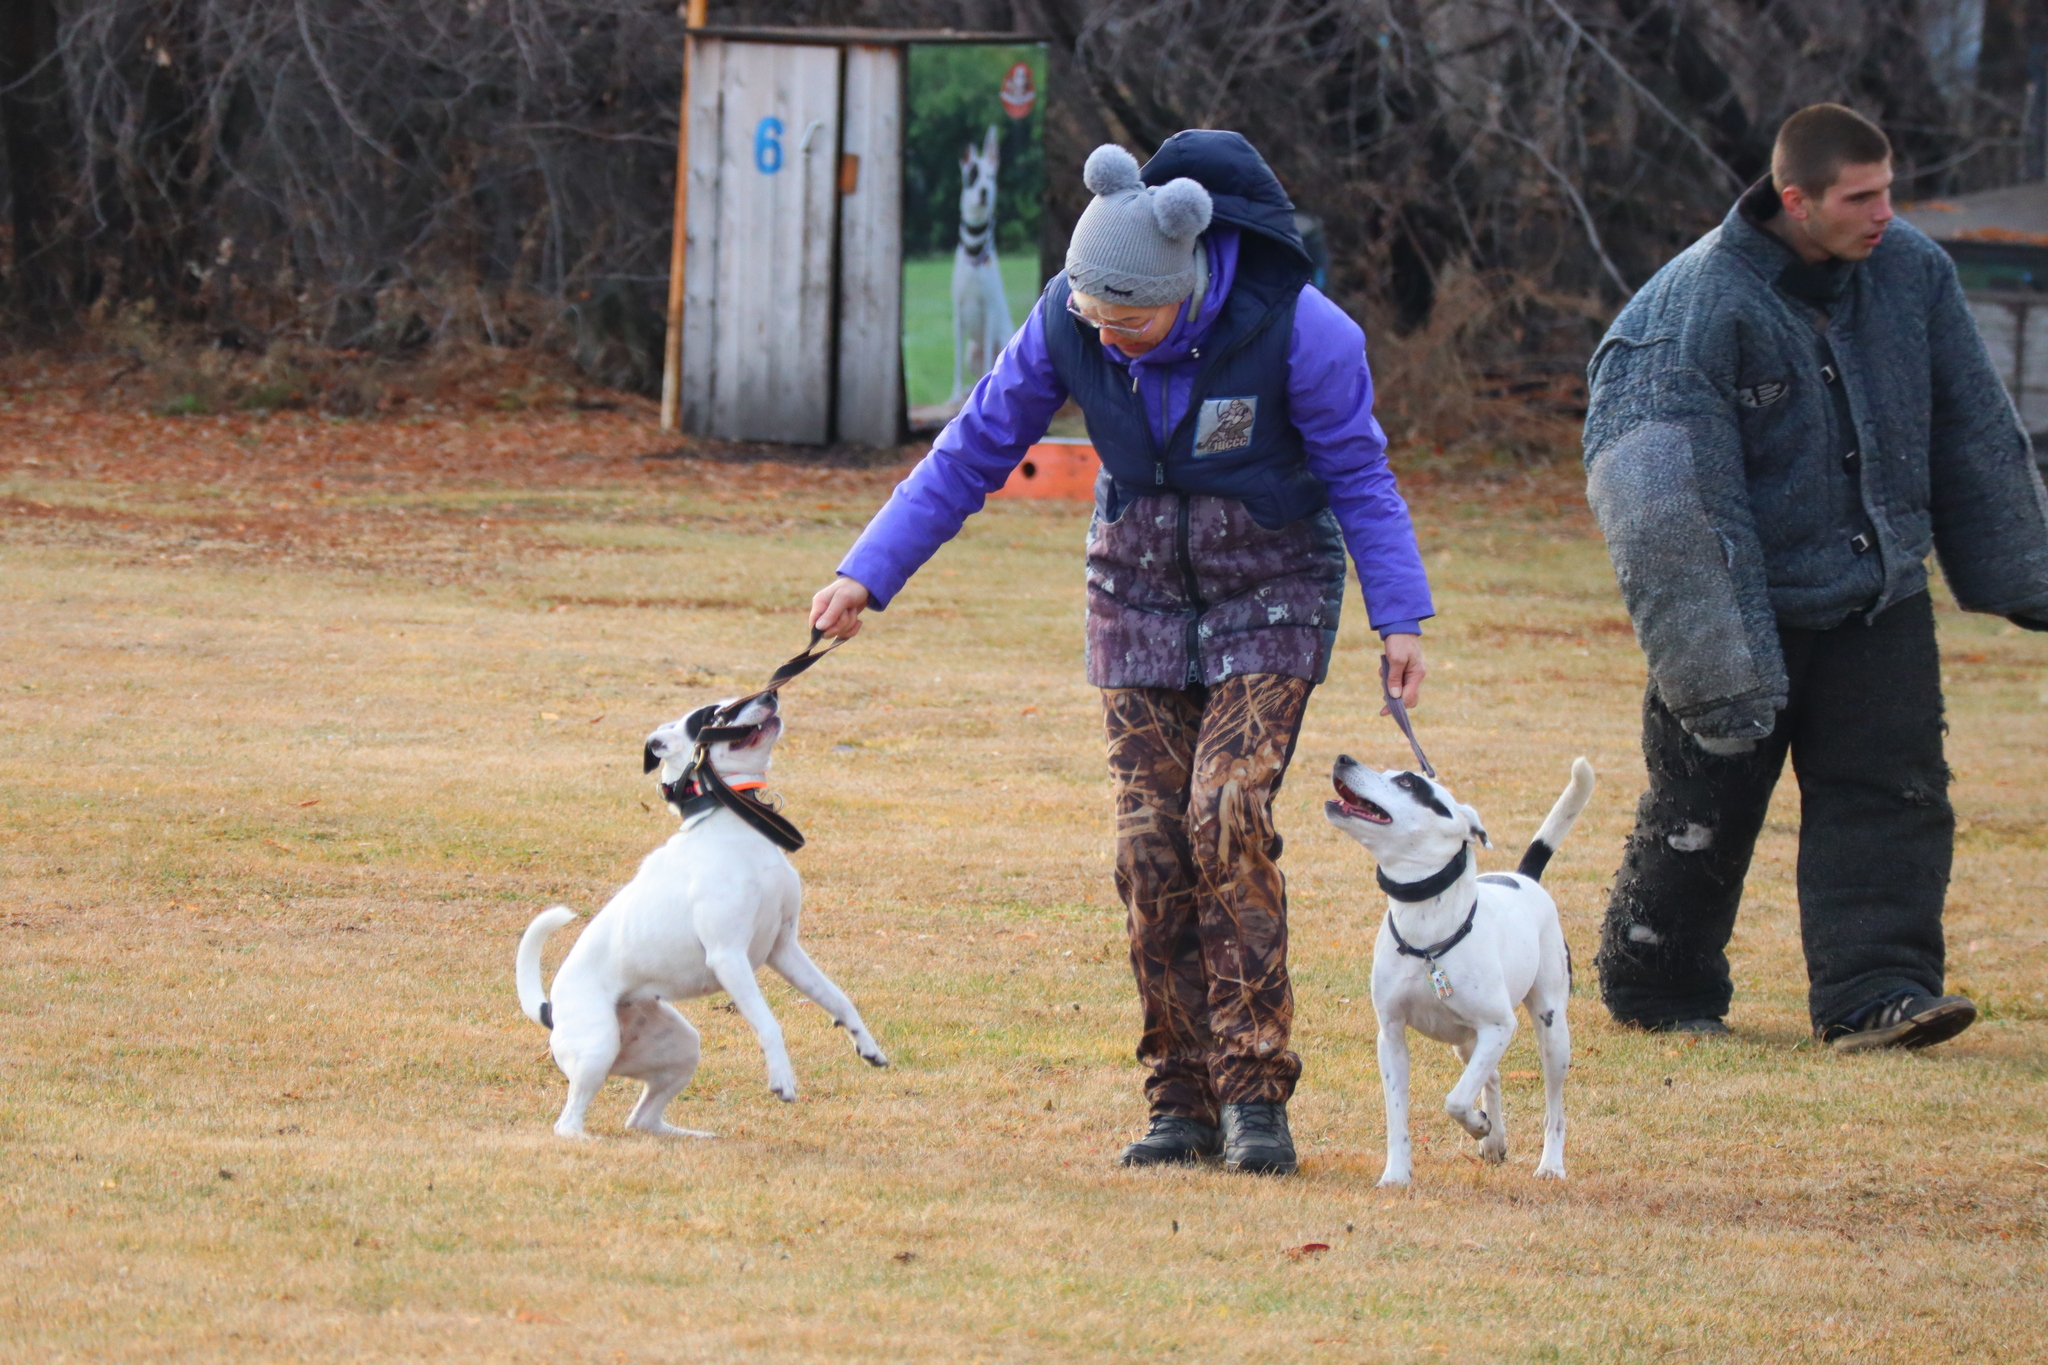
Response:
[838,229,1434,688]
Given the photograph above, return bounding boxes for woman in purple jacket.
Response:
[810,132,1434,1175]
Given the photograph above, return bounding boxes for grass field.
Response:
[1,384,2044,1363]
[902,253,1045,409]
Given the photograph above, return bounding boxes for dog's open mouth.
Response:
[1330,775,1392,824]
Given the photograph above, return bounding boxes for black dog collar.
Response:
[664,768,804,853]
[1386,898,1479,964]
[1376,843,1469,903]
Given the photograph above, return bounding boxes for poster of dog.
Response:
[902,44,1047,431]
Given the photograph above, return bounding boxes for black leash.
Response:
[662,629,846,854]
[1381,845,1476,1001]
[1380,653,1435,779]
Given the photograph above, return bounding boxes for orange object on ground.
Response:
[993,439,1100,501]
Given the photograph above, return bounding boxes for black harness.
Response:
[653,629,842,854]
[1378,844,1476,1000]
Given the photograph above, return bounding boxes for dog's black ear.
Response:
[643,741,661,775]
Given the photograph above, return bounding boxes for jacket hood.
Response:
[1141,130,1313,271]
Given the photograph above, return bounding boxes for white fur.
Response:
[515,695,886,1139]
[949,124,1014,404]
[1325,756,1595,1187]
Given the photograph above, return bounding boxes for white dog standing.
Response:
[948,124,1013,404]
[514,692,886,1139]
[1325,756,1595,1186]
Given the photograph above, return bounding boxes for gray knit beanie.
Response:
[1064,145,1214,307]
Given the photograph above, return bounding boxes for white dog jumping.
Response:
[514,691,886,1139]
[1325,755,1595,1186]
[949,123,1013,404]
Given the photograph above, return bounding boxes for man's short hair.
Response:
[1771,104,1892,197]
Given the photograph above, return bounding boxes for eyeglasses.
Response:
[1066,296,1157,341]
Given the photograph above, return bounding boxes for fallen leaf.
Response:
[541,712,560,721]
[262,837,294,852]
[1283,1242,1331,1260]
[892,1251,917,1264]
[294,798,321,807]
[511,1309,562,1324]
[587,714,605,724]
[1505,1070,1538,1080]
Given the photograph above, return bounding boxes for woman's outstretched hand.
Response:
[810,576,871,641]
[1381,632,1425,713]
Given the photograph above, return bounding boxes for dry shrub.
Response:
[4,308,641,422]
[1369,263,1600,472]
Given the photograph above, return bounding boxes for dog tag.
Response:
[1430,964,1453,1000]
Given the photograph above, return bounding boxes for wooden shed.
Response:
[1899,182,2048,443]
[658,26,1040,448]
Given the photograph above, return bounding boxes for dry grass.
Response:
[1,391,2044,1364]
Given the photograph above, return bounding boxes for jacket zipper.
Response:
[1175,491,1205,689]
[1158,370,1170,485]
[1134,369,1162,484]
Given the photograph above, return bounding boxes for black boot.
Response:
[1220,1101,1296,1174]
[1118,1113,1221,1167]
[1822,992,1977,1053]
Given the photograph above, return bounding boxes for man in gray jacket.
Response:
[1583,103,2048,1051]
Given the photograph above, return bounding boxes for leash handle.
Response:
[710,629,845,723]
[1380,653,1436,779]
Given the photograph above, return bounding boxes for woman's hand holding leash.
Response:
[810,576,871,641]
[1382,632,1425,712]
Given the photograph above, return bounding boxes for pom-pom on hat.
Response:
[1065,144,1214,307]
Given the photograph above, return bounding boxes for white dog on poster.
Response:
[949,124,1014,404]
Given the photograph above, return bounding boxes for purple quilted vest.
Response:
[1085,477,1347,690]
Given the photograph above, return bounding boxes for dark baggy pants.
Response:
[1598,591,1953,1031]
[1103,673,1313,1124]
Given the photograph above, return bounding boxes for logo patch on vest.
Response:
[1738,379,1790,408]
[1194,397,1257,457]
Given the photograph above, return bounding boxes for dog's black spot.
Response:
[643,741,661,775]
[1393,772,1452,818]
[538,1001,553,1030]
[681,704,716,742]
[1478,874,1519,886]
[1539,1009,1554,1028]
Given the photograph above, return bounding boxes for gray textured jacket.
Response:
[1583,187,2048,740]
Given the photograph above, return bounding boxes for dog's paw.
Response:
[1480,1142,1508,1165]
[552,1125,596,1141]
[769,1080,798,1102]
[1376,1172,1412,1189]
[1448,1104,1493,1141]
[1533,1164,1566,1181]
[858,1044,889,1068]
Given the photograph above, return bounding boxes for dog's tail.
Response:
[1516,758,1596,881]
[516,906,578,1029]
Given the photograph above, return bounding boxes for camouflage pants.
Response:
[1103,673,1313,1122]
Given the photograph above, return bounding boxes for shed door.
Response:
[683,40,841,442]
[835,44,904,447]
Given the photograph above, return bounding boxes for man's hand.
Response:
[810,576,871,641]
[1381,632,1425,712]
